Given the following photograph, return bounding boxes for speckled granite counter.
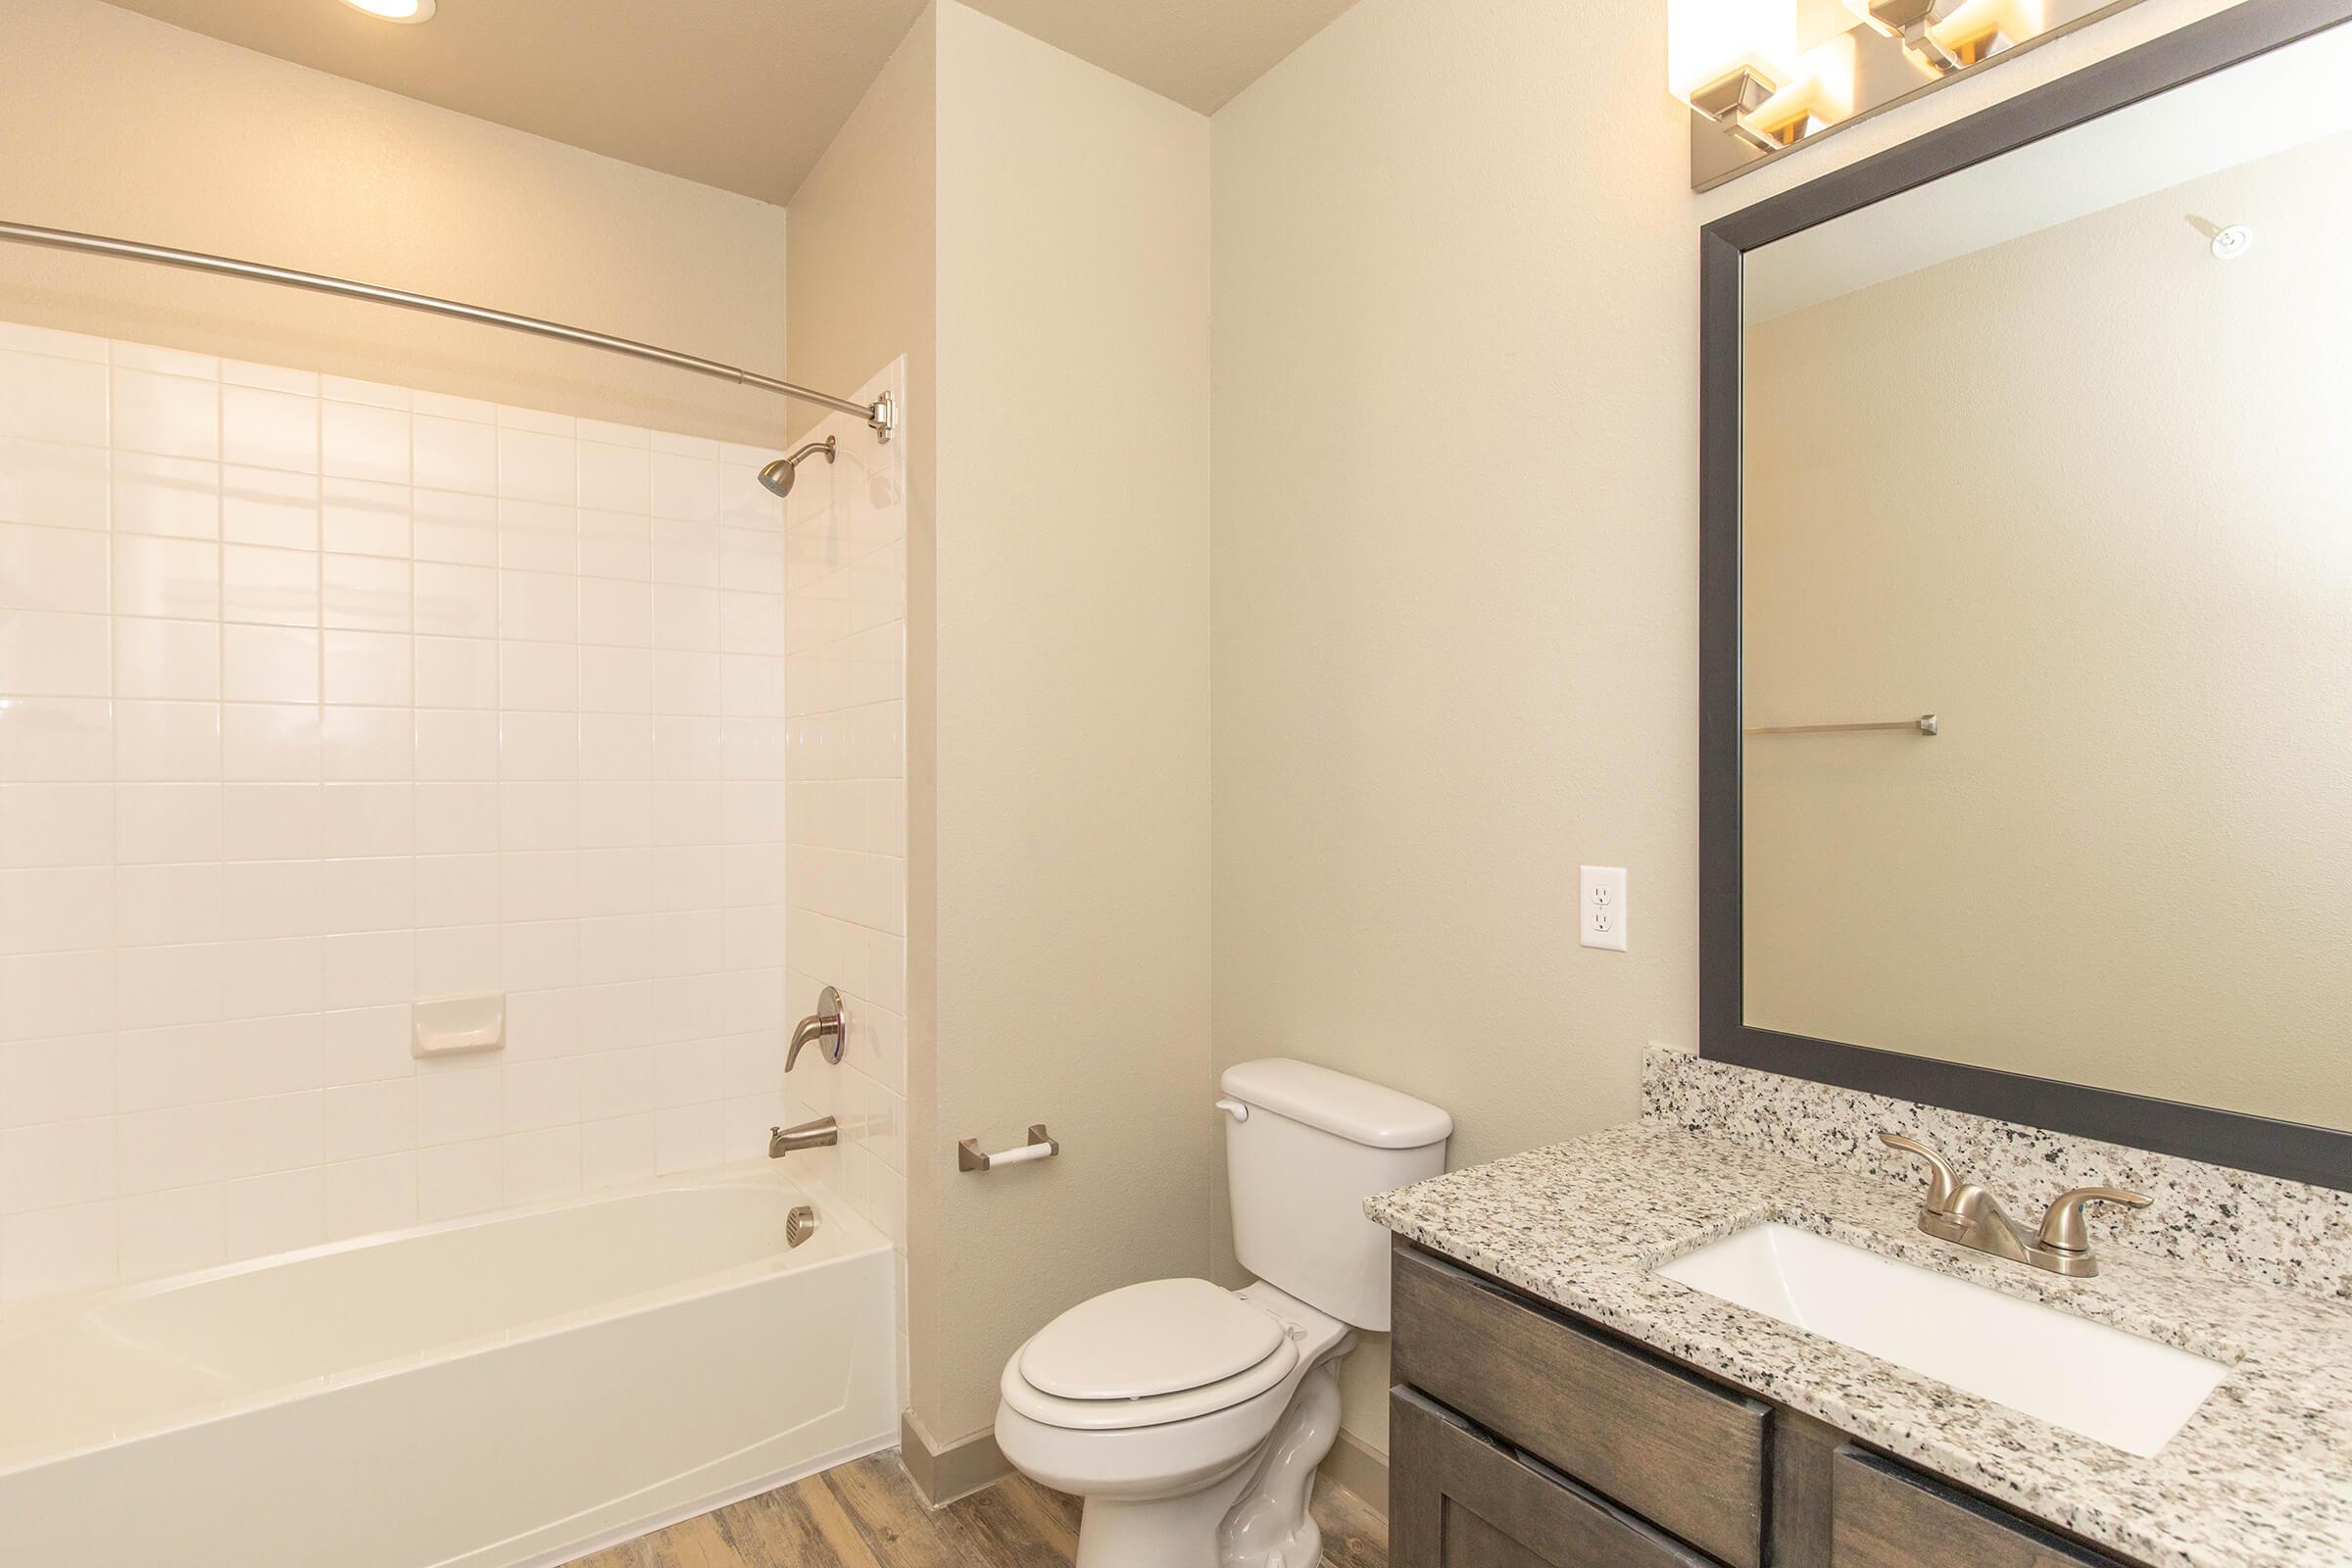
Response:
[1367,1122,2352,1568]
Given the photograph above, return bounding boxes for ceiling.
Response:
[958,0,1359,117]
[97,0,1359,206]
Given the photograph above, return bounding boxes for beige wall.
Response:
[1204,0,2250,1464]
[0,0,790,444]
[925,0,1213,1446]
[1743,131,2352,1132]
[792,3,1213,1451]
[783,12,938,456]
[787,2,945,1442]
[1208,0,1701,1454]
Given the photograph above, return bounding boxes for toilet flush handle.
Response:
[1213,1098,1250,1122]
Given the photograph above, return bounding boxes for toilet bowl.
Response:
[996,1279,1351,1568]
[995,1060,1450,1568]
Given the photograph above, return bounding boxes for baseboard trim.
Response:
[899,1409,1387,1520]
[1319,1427,1389,1520]
[899,1409,1011,1508]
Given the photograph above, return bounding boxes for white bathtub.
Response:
[0,1165,897,1568]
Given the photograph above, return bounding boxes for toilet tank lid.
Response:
[1219,1058,1452,1149]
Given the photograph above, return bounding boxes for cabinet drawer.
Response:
[1833,1446,2129,1568]
[1391,1244,1768,1568]
[1391,1387,1726,1568]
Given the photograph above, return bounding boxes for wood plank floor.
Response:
[566,1451,1386,1568]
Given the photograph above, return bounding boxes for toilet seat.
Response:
[1004,1278,1303,1432]
[1022,1279,1286,1399]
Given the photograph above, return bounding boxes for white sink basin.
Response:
[1654,1223,2228,1456]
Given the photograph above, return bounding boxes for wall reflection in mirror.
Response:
[1739,25,2352,1134]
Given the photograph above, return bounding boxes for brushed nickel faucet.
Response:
[1878,1132,2150,1278]
[769,1115,839,1159]
[787,986,846,1071]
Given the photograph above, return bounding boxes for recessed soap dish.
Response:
[413,994,506,1058]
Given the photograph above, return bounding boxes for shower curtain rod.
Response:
[0,220,896,443]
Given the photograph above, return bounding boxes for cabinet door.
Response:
[1390,1388,1725,1568]
[1833,1446,2130,1568]
[1393,1244,1768,1568]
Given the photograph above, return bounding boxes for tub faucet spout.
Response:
[787,986,846,1070]
[769,1116,839,1159]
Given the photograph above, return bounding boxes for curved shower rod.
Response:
[0,219,895,444]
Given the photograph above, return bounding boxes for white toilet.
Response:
[995,1058,1451,1568]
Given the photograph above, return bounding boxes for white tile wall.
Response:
[0,320,809,1303]
[770,364,909,1396]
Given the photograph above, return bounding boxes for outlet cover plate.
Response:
[1580,865,1628,952]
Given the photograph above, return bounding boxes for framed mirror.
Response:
[1699,0,2352,1189]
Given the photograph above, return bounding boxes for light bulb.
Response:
[337,0,436,22]
[1669,0,1802,108]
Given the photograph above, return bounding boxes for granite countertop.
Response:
[1366,1122,2352,1568]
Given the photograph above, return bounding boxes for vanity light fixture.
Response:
[337,0,436,21]
[1671,0,1801,151]
[1744,31,1860,148]
[1672,1,1861,154]
[1845,0,2045,75]
[1846,0,1969,73]
[1688,0,2123,187]
[1688,65,1786,153]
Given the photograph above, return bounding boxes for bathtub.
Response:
[0,1165,897,1568]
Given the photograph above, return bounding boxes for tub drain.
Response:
[787,1204,820,1248]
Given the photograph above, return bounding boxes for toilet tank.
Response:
[1220,1058,1451,1332]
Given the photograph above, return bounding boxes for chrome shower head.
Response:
[757,435,837,498]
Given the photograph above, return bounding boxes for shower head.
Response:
[757,435,837,498]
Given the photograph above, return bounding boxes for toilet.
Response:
[995,1058,1451,1568]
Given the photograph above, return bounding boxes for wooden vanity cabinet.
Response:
[1391,1242,1770,1567]
[1390,1388,1724,1568]
[1387,1241,2143,1568]
[1829,1448,2131,1568]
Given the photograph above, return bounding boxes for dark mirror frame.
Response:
[1698,0,2352,1192]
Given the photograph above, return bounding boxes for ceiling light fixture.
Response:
[337,0,436,22]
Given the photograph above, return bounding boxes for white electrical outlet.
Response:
[1579,865,1628,952]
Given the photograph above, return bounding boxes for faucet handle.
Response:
[2034,1186,2151,1255]
[1877,1131,1962,1214]
[786,985,847,1071]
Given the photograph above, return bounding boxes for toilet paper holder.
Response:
[959,1124,1059,1172]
